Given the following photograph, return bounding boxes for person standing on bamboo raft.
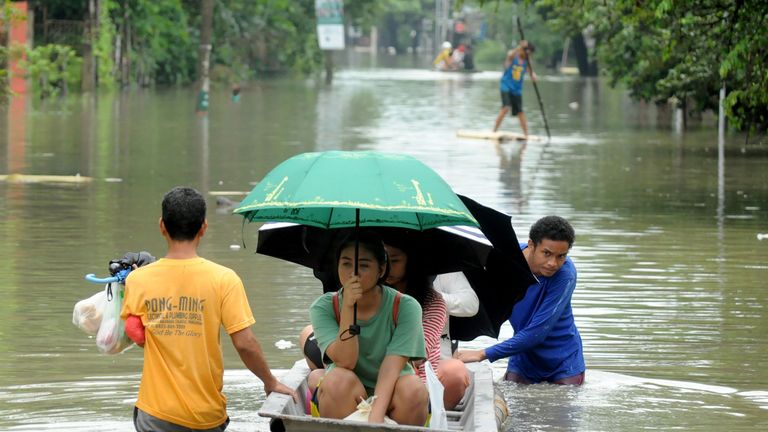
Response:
[493,40,538,140]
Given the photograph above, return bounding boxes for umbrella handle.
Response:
[349,304,360,336]
[349,208,361,336]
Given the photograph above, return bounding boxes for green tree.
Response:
[473,1,565,70]
[718,0,768,131]
[497,0,766,131]
[470,0,766,131]
[115,0,196,86]
[211,0,323,79]
[22,44,81,98]
[0,0,28,99]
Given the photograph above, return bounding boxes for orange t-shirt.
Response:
[121,257,255,429]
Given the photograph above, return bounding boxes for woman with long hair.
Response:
[308,230,429,425]
[382,232,471,410]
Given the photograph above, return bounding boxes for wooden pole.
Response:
[324,50,333,85]
[516,16,551,140]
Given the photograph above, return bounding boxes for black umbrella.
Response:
[256,222,493,292]
[448,195,538,341]
[256,197,536,341]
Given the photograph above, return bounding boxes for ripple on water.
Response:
[499,370,765,432]
[0,369,281,431]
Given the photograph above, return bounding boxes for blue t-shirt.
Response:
[484,243,585,382]
[500,55,527,95]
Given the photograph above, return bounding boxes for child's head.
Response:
[336,229,389,288]
[381,230,430,305]
[161,187,207,241]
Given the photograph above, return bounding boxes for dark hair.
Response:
[379,229,431,307]
[336,229,389,285]
[525,42,536,53]
[161,187,206,241]
[529,216,575,248]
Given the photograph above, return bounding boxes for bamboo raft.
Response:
[456,130,543,142]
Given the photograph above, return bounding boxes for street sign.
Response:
[315,0,345,50]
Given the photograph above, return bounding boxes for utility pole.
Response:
[434,0,450,52]
[315,0,345,85]
[196,0,214,114]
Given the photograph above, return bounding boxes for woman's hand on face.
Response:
[343,275,363,306]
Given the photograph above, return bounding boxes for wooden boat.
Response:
[456,129,543,142]
[259,360,507,432]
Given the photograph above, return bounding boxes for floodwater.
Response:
[1,60,767,431]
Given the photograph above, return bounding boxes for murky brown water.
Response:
[1,63,767,431]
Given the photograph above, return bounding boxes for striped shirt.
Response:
[416,289,448,381]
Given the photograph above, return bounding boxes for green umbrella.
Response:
[234,150,477,335]
[233,151,478,229]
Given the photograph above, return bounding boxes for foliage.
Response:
[212,0,322,79]
[468,0,767,131]
[499,0,766,131]
[475,1,565,69]
[95,0,117,88]
[1,0,28,98]
[347,0,420,32]
[473,39,507,67]
[118,0,196,85]
[718,0,768,131]
[28,0,85,20]
[376,0,432,53]
[21,44,81,98]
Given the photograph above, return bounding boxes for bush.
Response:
[474,39,508,70]
[22,44,81,98]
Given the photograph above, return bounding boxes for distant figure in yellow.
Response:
[493,40,537,139]
[433,41,456,71]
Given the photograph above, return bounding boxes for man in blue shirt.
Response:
[493,40,537,140]
[456,216,585,385]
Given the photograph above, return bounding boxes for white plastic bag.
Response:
[425,361,448,429]
[73,290,107,336]
[343,396,397,424]
[95,282,133,354]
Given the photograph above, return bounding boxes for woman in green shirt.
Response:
[309,230,429,425]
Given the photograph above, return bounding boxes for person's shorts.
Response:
[303,332,324,368]
[501,91,523,116]
[133,407,229,432]
[309,373,432,426]
[310,377,322,417]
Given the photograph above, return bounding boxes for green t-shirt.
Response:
[310,286,426,391]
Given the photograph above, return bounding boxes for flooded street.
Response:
[1,65,767,431]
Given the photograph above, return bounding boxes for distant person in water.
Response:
[462,44,475,71]
[493,40,537,139]
[231,84,241,103]
[433,41,456,71]
[456,216,585,386]
[451,44,466,70]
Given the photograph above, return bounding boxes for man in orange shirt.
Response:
[121,186,295,431]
